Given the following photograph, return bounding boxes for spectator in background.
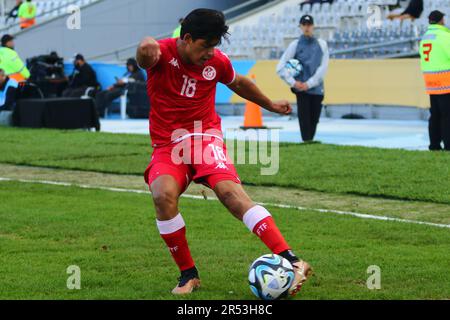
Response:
[0,69,18,126]
[95,58,145,118]
[0,69,18,111]
[172,18,184,38]
[18,0,37,29]
[0,34,30,83]
[62,54,99,98]
[277,15,329,143]
[419,11,450,151]
[388,0,423,21]
[6,1,23,24]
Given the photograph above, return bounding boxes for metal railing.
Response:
[330,37,421,59]
[86,0,278,61]
[223,0,274,20]
[86,30,172,62]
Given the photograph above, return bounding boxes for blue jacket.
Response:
[0,77,18,111]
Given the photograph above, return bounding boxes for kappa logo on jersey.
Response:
[169,57,180,69]
[202,66,216,80]
[215,162,228,170]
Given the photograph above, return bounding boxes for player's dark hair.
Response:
[126,58,138,72]
[180,9,229,45]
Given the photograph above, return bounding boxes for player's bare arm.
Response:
[227,74,292,115]
[136,37,161,69]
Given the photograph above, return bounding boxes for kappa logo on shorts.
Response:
[202,66,216,80]
[215,162,228,170]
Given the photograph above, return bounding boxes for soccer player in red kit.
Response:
[137,8,312,296]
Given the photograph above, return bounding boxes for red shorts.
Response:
[144,135,241,192]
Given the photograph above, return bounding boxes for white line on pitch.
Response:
[1,177,449,229]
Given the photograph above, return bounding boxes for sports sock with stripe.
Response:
[243,205,298,262]
[157,213,195,272]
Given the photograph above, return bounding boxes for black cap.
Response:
[1,34,14,47]
[299,15,314,25]
[126,57,138,68]
[74,53,84,61]
[429,10,445,24]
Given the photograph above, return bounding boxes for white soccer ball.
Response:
[284,59,303,79]
[248,254,295,300]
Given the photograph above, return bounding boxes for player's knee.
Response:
[217,188,239,206]
[152,189,178,211]
[217,188,252,218]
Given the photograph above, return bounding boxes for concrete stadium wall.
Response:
[227,59,430,109]
[13,0,248,61]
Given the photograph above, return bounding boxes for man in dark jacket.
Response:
[388,0,423,20]
[95,58,145,118]
[5,1,23,24]
[62,54,99,98]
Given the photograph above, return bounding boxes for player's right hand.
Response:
[271,100,292,115]
[138,37,161,67]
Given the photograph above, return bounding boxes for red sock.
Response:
[244,205,290,254]
[157,214,195,272]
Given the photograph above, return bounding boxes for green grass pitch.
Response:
[0,127,449,299]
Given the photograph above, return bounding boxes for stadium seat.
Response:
[5,0,101,30]
[223,0,450,60]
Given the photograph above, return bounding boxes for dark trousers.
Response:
[295,92,324,142]
[429,93,450,151]
[95,88,124,118]
[62,87,87,98]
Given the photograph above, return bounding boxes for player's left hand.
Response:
[271,100,292,115]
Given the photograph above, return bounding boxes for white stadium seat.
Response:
[224,0,450,60]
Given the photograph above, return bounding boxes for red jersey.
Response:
[146,38,236,147]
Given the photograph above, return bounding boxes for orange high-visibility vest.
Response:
[9,71,28,82]
[419,24,450,95]
[0,47,30,83]
[19,17,36,29]
[18,2,37,29]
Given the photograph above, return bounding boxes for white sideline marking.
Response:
[1,177,449,230]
